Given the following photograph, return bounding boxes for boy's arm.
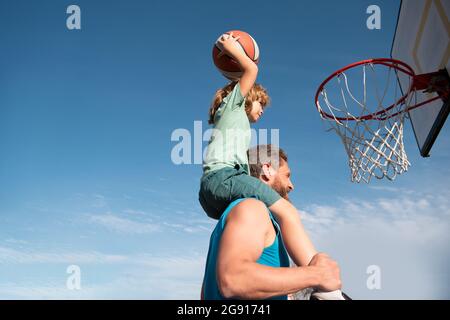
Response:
[217,32,258,97]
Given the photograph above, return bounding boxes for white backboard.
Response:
[391,0,450,157]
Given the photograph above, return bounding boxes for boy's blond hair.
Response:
[208,82,270,125]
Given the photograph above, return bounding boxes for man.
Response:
[201,144,342,300]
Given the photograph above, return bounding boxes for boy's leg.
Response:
[269,198,317,266]
[227,170,281,206]
[199,188,221,220]
[199,168,240,220]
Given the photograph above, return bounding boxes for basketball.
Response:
[212,30,260,80]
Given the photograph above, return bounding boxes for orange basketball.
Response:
[212,30,260,80]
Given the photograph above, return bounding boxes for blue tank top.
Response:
[202,198,290,300]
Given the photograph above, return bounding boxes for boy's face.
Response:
[248,100,264,123]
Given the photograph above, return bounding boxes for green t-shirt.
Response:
[203,83,251,175]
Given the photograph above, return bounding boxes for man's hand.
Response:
[309,253,342,292]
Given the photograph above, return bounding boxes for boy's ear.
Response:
[261,163,275,181]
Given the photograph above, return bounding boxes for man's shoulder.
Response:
[225,198,271,226]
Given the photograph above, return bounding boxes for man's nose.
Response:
[288,180,294,191]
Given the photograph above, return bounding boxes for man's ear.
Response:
[261,163,275,181]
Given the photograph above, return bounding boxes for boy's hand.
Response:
[215,31,258,96]
[217,32,243,59]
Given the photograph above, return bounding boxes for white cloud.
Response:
[92,194,107,208]
[0,250,205,299]
[162,220,214,234]
[0,283,83,300]
[123,209,147,216]
[4,238,29,245]
[3,188,448,299]
[297,189,450,299]
[89,214,161,234]
[0,272,202,300]
[0,247,127,264]
[368,186,401,192]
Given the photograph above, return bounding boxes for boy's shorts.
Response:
[199,165,282,220]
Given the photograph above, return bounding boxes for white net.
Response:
[316,61,413,183]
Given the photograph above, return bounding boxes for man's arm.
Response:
[216,199,341,299]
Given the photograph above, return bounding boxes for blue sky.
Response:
[0,0,449,299]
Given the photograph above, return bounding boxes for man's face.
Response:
[268,160,294,200]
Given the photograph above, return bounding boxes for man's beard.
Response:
[272,176,290,201]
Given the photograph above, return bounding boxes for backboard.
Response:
[391,0,450,157]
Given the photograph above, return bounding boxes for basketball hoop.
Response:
[315,58,450,183]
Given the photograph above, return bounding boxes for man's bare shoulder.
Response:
[225,199,271,227]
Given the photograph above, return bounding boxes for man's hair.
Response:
[247,144,288,178]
